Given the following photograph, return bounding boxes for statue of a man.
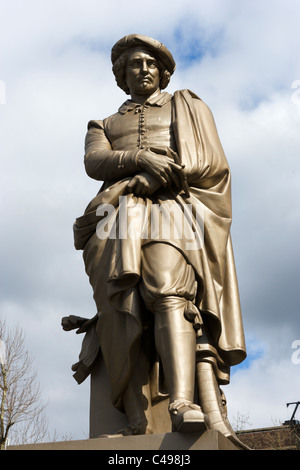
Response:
[69,34,246,439]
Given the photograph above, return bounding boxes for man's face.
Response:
[125,48,160,98]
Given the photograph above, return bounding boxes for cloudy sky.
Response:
[1,0,300,441]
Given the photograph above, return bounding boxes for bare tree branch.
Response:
[0,317,48,449]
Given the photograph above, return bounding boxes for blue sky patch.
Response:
[238,92,268,112]
[232,336,265,374]
[172,21,225,66]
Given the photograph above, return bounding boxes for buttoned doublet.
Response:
[84,92,177,184]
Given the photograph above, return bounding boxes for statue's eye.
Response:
[129,60,141,68]
[148,61,158,69]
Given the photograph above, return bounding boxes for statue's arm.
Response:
[84,120,140,181]
[176,92,230,191]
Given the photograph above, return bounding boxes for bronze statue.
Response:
[63,34,247,441]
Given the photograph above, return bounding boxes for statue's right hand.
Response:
[137,148,184,188]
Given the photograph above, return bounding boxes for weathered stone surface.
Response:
[7,430,245,451]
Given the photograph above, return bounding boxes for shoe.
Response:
[169,400,209,433]
[98,417,147,438]
[115,421,147,436]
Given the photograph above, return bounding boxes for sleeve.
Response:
[84,120,140,181]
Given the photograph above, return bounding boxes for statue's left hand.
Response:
[127,172,161,197]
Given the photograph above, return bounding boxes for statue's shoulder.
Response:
[174,89,202,101]
[86,108,123,133]
[174,89,211,113]
[87,119,104,131]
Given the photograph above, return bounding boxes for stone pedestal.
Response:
[8,355,249,451]
[90,357,172,437]
[7,429,244,450]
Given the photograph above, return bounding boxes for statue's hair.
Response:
[112,49,171,95]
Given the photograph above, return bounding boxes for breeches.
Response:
[139,242,198,312]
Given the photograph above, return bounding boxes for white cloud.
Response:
[228,360,300,429]
[1,0,300,440]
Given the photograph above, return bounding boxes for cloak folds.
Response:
[73,89,246,410]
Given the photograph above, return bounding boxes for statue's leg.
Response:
[154,298,195,405]
[196,361,237,440]
[140,243,209,433]
[153,297,208,432]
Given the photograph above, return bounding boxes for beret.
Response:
[111,34,176,75]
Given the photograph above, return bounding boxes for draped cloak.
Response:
[73,89,247,411]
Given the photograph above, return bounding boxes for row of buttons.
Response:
[135,105,150,149]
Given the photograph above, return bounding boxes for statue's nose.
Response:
[141,61,149,74]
